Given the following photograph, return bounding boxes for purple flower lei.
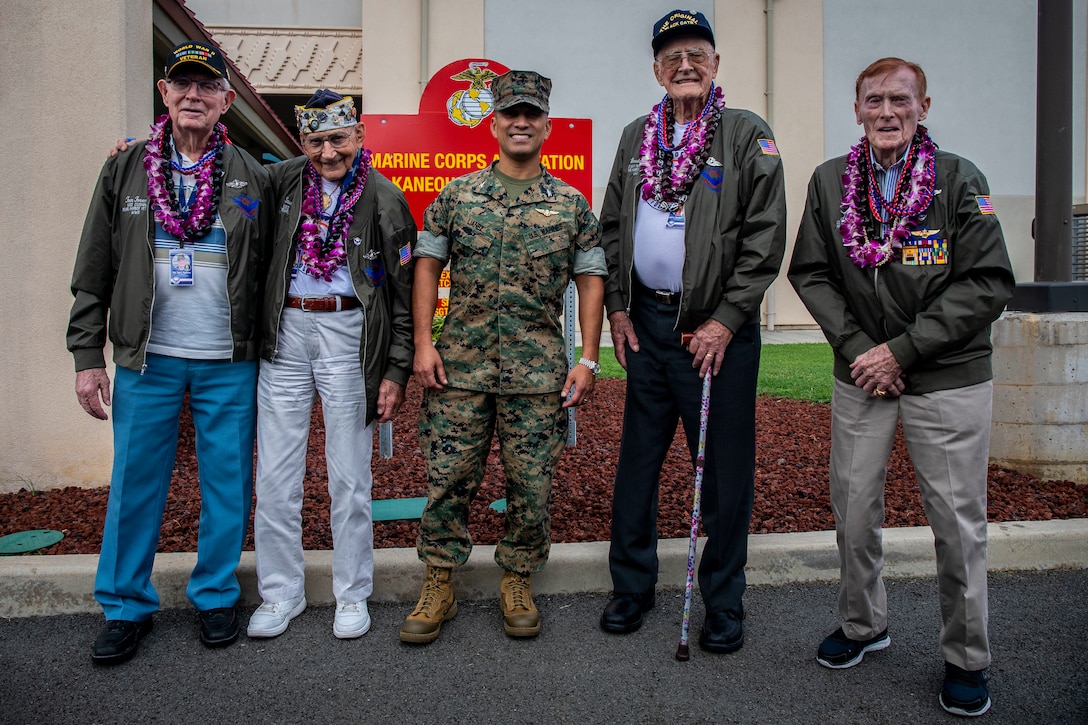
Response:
[297,149,372,281]
[639,84,725,212]
[143,114,225,246]
[838,126,937,268]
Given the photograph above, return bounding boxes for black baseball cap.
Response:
[165,41,230,80]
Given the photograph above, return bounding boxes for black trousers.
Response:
[607,291,760,616]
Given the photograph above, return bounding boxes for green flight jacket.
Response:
[789,150,1016,394]
[68,141,271,372]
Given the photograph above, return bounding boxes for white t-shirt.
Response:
[632,121,690,292]
[146,146,232,360]
[289,177,356,297]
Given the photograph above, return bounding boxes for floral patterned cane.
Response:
[676,368,712,661]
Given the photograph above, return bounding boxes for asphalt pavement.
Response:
[2,568,1086,724]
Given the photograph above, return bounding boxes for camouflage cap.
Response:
[491,70,551,114]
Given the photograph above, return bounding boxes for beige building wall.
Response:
[7,2,1072,491]
[716,0,824,329]
[360,0,484,114]
[0,0,152,493]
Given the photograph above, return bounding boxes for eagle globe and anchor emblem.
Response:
[446,62,499,127]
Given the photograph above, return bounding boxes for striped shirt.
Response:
[869,142,910,237]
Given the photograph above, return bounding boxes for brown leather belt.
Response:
[285,295,361,312]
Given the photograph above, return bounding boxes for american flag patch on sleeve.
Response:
[399,243,413,265]
[757,138,780,156]
[975,195,995,215]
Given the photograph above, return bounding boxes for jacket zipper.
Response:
[140,208,155,375]
[270,167,304,362]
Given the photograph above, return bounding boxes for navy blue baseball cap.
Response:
[165,41,230,80]
[652,9,715,54]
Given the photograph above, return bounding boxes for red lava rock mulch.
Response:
[2,379,1084,555]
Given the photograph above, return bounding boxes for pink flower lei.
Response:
[639,84,725,212]
[838,126,937,268]
[297,149,371,280]
[143,114,225,246]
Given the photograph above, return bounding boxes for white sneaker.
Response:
[246,595,307,638]
[333,600,371,639]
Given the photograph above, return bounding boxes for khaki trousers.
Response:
[829,378,992,670]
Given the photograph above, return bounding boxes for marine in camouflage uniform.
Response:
[401,70,606,644]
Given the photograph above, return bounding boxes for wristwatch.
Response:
[577,357,601,376]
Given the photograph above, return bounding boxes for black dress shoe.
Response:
[699,609,744,654]
[600,591,656,634]
[91,618,153,665]
[199,607,240,648]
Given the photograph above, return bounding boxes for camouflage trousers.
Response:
[416,386,566,574]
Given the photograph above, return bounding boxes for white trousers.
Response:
[255,307,374,604]
[830,378,992,670]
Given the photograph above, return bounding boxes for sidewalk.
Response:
[3,519,1085,617]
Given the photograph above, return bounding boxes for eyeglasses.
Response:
[302,132,354,152]
[656,49,713,71]
[166,77,226,96]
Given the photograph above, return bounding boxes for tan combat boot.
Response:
[499,570,540,637]
[399,566,458,644]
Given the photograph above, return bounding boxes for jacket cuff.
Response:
[887,334,920,370]
[73,348,106,372]
[604,291,626,317]
[384,364,411,388]
[710,300,747,334]
[840,331,878,365]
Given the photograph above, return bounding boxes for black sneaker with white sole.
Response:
[940,662,991,717]
[815,626,890,669]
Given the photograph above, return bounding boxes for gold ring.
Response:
[705,353,713,359]
[874,389,887,397]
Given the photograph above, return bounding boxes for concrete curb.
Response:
[1,519,1085,618]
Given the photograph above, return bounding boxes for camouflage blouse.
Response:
[420,164,602,394]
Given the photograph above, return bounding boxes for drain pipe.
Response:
[420,0,429,94]
[763,0,778,331]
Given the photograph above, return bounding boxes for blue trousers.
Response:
[608,291,760,616]
[95,354,257,620]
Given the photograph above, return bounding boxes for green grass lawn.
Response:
[578,342,834,403]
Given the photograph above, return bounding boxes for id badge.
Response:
[666,209,685,229]
[169,248,194,286]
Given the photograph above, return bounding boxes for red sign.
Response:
[359,58,593,228]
